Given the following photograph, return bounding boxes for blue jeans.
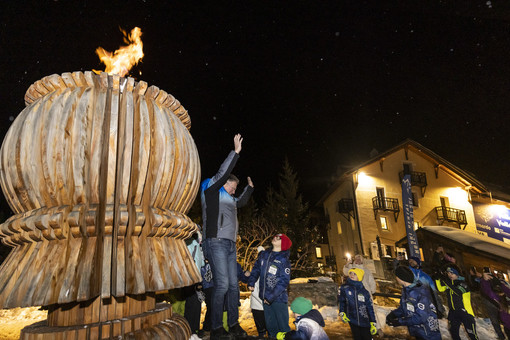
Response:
[264,302,290,337]
[203,238,239,330]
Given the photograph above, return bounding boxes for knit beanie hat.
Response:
[348,268,365,281]
[277,233,292,251]
[290,297,313,315]
[409,256,421,267]
[446,264,461,277]
[395,266,415,283]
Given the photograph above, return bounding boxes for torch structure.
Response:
[0,71,201,339]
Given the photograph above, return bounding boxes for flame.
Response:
[95,27,144,77]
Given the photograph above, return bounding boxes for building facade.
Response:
[320,140,493,277]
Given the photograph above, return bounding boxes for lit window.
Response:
[337,221,342,234]
[380,216,388,230]
[315,246,323,259]
[414,221,420,230]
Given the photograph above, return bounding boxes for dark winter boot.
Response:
[228,323,248,338]
[211,327,234,340]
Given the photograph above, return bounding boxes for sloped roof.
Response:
[420,225,510,260]
[318,139,488,204]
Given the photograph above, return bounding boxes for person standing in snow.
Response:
[435,264,479,340]
[201,134,254,339]
[248,234,292,338]
[480,267,506,340]
[408,256,446,319]
[250,246,268,339]
[386,266,441,340]
[343,255,377,295]
[338,268,377,340]
[276,297,329,340]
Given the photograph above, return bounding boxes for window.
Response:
[403,163,413,175]
[337,221,342,235]
[412,192,419,207]
[385,245,393,257]
[315,246,323,259]
[380,216,389,230]
[376,187,386,208]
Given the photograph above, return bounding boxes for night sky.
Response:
[2,1,510,208]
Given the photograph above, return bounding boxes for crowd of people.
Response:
[181,134,328,340]
[178,134,510,340]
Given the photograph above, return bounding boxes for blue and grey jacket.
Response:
[200,151,253,241]
[338,278,376,327]
[248,249,291,304]
[285,309,328,340]
[390,282,441,340]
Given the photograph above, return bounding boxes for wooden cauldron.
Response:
[0,71,202,339]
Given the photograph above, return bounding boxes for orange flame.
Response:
[95,27,144,77]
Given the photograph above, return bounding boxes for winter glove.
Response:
[339,312,350,323]
[370,322,377,335]
[276,332,286,340]
[386,312,397,326]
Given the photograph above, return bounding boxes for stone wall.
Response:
[288,282,338,307]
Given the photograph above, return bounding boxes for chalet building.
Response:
[319,139,510,280]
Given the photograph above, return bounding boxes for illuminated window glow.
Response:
[315,246,323,259]
[380,216,388,230]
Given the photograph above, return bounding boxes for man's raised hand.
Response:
[234,134,243,154]
[247,177,254,188]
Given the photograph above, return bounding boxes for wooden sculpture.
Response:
[0,71,202,339]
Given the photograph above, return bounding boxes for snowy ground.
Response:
[0,297,502,339]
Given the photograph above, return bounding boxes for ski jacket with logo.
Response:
[248,249,291,304]
[338,278,375,327]
[391,282,441,340]
[435,276,475,317]
[200,151,253,241]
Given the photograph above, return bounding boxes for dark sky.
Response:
[2,0,510,207]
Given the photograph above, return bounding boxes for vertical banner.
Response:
[402,174,420,258]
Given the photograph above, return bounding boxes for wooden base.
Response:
[20,303,191,340]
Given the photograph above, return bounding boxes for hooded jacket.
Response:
[201,151,254,241]
[338,278,375,327]
[284,309,329,340]
[390,282,441,340]
[248,249,291,304]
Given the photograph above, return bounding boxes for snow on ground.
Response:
[0,296,502,340]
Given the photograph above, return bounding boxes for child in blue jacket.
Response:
[338,268,377,340]
[248,233,292,338]
[386,266,441,340]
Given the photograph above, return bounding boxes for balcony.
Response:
[435,206,467,229]
[399,170,428,195]
[337,198,354,220]
[372,197,400,222]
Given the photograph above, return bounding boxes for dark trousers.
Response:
[252,308,267,337]
[184,285,202,334]
[483,299,505,339]
[264,302,290,337]
[202,287,214,331]
[448,310,478,340]
[505,326,510,340]
[348,323,372,340]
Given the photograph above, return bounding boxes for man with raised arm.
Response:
[201,134,254,340]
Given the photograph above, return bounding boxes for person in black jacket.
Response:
[435,264,478,340]
[201,134,254,340]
